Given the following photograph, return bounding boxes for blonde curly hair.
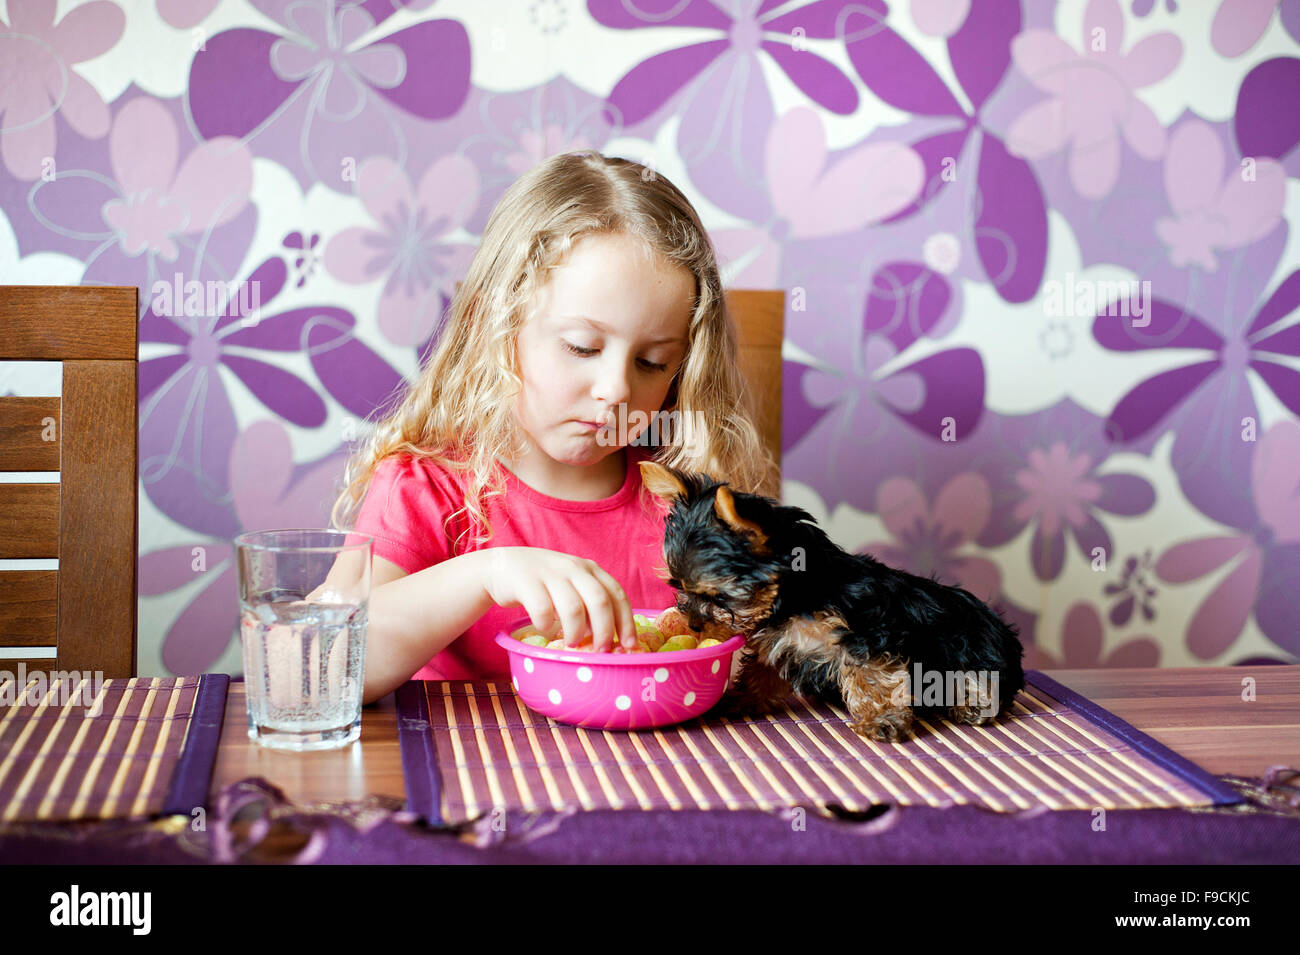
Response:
[329,150,777,555]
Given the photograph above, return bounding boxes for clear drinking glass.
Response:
[234,529,373,751]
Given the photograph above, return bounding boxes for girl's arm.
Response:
[335,553,743,701]
[327,547,646,703]
[360,551,496,704]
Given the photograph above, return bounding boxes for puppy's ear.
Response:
[714,485,769,553]
[639,461,689,502]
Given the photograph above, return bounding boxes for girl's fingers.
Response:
[581,561,635,649]
[511,576,561,638]
[489,551,634,651]
[566,570,621,652]
[543,578,592,647]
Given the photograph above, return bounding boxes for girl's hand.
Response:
[482,547,637,651]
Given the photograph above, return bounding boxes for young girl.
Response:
[330,151,776,704]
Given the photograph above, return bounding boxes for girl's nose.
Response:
[593,359,632,406]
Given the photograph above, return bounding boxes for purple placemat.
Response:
[396,671,1242,826]
[0,673,228,822]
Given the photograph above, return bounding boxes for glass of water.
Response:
[234,529,373,751]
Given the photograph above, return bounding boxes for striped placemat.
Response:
[396,671,1242,825]
[0,674,228,822]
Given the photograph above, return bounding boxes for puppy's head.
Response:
[640,461,791,635]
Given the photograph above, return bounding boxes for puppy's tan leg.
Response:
[715,651,792,718]
[840,656,913,742]
[947,671,998,725]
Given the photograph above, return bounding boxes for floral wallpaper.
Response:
[1,0,1298,677]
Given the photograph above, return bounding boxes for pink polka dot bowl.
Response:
[494,609,746,730]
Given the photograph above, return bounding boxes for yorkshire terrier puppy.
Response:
[640,462,1025,742]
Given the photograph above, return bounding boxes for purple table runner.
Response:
[0,674,228,822]
[396,671,1241,826]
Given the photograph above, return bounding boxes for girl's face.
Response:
[514,231,694,475]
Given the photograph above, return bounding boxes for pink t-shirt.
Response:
[353,445,677,680]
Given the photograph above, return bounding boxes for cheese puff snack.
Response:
[654,607,733,643]
[509,612,732,653]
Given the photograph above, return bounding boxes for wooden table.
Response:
[2,665,1296,867]
[213,665,1300,805]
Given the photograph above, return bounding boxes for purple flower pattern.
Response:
[1103,550,1159,626]
[1212,0,1300,56]
[589,0,861,219]
[783,261,985,513]
[157,0,220,29]
[458,76,620,235]
[139,419,352,672]
[1006,0,1181,200]
[837,0,1050,303]
[1154,420,1300,659]
[1092,236,1300,530]
[711,107,924,287]
[187,0,471,192]
[138,253,406,537]
[28,95,254,295]
[324,155,479,346]
[863,472,1004,603]
[978,399,1157,583]
[1022,603,1160,671]
[0,0,1296,676]
[1156,119,1285,271]
[0,0,123,179]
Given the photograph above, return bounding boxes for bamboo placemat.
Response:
[0,673,228,822]
[396,671,1241,825]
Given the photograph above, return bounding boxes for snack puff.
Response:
[521,634,550,647]
[697,638,722,648]
[654,607,693,637]
[658,634,698,652]
[636,628,665,652]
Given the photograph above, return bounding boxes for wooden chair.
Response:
[725,289,783,497]
[0,286,138,679]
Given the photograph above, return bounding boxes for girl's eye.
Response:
[562,341,668,372]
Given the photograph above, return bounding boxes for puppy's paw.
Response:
[947,704,997,725]
[849,707,913,743]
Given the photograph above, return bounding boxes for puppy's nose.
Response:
[686,606,709,632]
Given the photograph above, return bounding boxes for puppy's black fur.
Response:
[641,462,1025,742]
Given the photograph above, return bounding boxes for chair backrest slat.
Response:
[0,485,60,557]
[726,289,784,497]
[0,285,137,360]
[60,358,138,676]
[0,571,58,642]
[0,396,61,470]
[0,286,138,678]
